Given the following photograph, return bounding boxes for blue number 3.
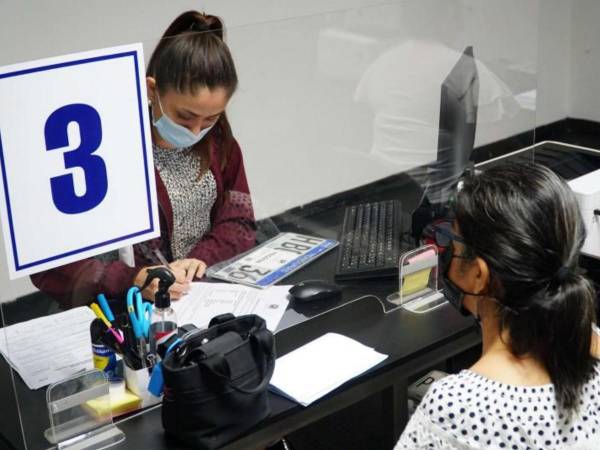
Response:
[45,103,107,214]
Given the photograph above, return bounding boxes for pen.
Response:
[117,313,144,370]
[154,249,170,266]
[97,293,116,323]
[118,313,137,348]
[90,303,125,344]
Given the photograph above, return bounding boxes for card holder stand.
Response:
[44,369,125,450]
[387,244,447,313]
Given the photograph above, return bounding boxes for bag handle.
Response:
[200,326,275,395]
[208,313,235,327]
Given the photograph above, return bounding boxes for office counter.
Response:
[0,257,479,450]
[112,233,479,450]
[11,140,600,449]
[117,297,479,450]
[0,171,480,449]
[0,231,480,450]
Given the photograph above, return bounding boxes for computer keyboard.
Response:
[335,199,405,281]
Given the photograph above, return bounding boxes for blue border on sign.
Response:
[0,50,155,271]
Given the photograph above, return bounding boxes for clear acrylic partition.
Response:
[45,370,124,449]
[514,1,600,185]
[0,1,539,448]
[477,2,600,178]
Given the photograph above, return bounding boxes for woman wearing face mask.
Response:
[395,162,600,449]
[31,11,255,307]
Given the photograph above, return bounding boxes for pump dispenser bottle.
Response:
[141,267,178,354]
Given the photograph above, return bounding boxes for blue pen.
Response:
[97,293,116,323]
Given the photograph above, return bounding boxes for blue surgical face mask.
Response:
[152,95,214,148]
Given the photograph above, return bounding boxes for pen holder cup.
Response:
[124,364,161,408]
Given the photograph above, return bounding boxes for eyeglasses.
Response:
[422,220,467,256]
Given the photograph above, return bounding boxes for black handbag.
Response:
[161,313,276,449]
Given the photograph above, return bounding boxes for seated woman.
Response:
[31,11,255,308]
[395,162,600,449]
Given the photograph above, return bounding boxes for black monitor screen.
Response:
[425,46,479,205]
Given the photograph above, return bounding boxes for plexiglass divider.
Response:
[45,369,125,450]
[0,1,541,448]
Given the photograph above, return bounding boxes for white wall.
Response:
[0,1,561,301]
[569,0,600,122]
[536,0,572,127]
[536,0,600,125]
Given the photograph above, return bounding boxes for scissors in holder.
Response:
[126,287,152,358]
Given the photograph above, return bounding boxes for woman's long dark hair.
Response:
[147,11,238,173]
[455,162,597,413]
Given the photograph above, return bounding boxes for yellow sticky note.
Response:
[85,389,141,417]
[401,268,432,297]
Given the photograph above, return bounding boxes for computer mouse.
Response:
[288,280,342,303]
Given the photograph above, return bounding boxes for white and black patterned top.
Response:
[395,362,600,449]
[153,144,217,260]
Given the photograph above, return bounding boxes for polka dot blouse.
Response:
[395,362,600,449]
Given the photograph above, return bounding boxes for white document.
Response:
[269,333,388,407]
[172,282,290,332]
[0,307,96,390]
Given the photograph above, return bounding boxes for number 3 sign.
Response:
[0,44,158,279]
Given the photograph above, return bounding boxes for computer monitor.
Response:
[424,45,479,206]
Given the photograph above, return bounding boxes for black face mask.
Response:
[439,246,483,317]
[440,273,472,316]
[428,220,486,317]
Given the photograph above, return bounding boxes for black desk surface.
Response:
[1,291,478,450]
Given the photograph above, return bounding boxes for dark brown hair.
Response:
[147,11,238,172]
[455,162,597,413]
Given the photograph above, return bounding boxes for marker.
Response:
[90,303,125,344]
[97,293,116,323]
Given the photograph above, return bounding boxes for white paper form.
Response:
[0,307,96,390]
[172,282,290,332]
[269,333,388,406]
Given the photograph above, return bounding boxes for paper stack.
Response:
[269,333,388,406]
[0,307,96,389]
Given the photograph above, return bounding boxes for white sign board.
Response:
[0,43,158,279]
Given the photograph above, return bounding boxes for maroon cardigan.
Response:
[30,132,256,309]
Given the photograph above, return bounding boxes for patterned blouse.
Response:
[152,143,217,260]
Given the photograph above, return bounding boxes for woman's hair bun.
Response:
[187,12,224,40]
[161,11,224,41]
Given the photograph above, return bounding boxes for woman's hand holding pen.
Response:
[133,265,190,300]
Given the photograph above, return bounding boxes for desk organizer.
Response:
[44,369,125,450]
[124,365,161,408]
[388,244,446,313]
